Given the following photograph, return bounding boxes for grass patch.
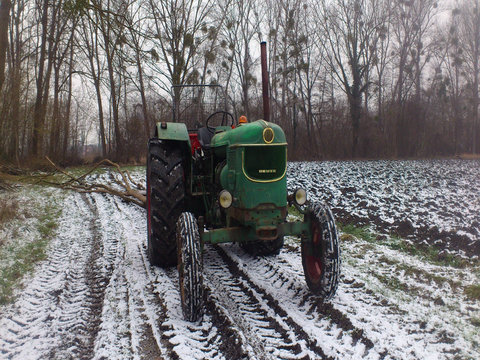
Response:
[464,284,480,301]
[338,222,470,268]
[0,197,21,247]
[470,318,480,327]
[386,238,467,268]
[0,238,50,304]
[337,223,376,243]
[378,255,400,266]
[0,199,19,224]
[340,233,356,242]
[375,274,411,293]
[115,164,144,172]
[0,197,60,305]
[396,263,462,289]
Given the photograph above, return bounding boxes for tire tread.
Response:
[147,140,185,267]
[302,203,341,299]
[177,212,204,321]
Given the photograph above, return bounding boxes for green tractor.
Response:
[146,84,341,322]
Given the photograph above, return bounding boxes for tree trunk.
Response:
[473,59,479,154]
[7,0,21,162]
[107,59,122,159]
[0,0,11,92]
[473,8,479,154]
[31,1,49,157]
[395,52,406,157]
[349,90,362,158]
[135,50,149,140]
[49,64,60,157]
[62,42,74,160]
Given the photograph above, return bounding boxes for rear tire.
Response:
[240,236,284,256]
[176,212,204,322]
[146,139,185,267]
[301,203,340,299]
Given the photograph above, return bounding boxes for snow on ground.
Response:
[0,161,479,359]
[288,159,480,258]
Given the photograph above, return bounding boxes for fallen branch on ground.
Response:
[44,157,146,208]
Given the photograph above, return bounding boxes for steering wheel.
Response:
[206,111,235,133]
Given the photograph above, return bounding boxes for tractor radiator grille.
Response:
[243,146,286,182]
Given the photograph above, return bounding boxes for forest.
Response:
[0,0,479,163]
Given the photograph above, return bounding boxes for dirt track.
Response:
[0,164,479,359]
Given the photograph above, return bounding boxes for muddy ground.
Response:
[0,161,479,359]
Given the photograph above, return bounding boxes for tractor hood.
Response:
[211,120,287,148]
[213,119,288,211]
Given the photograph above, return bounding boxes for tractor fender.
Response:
[152,122,192,174]
[154,122,190,143]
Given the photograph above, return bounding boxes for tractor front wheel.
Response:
[176,212,204,322]
[301,203,340,299]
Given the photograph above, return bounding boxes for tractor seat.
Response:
[197,127,214,149]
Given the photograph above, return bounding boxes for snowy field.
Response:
[0,160,479,360]
[289,159,480,258]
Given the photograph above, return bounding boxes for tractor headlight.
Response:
[219,190,233,208]
[294,188,307,206]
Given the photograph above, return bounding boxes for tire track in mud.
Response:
[213,244,376,359]
[110,194,238,360]
[203,246,325,360]
[140,245,247,360]
[0,186,373,359]
[90,193,168,359]
[112,188,292,360]
[0,192,118,359]
[79,194,118,358]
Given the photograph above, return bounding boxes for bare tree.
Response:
[48,16,77,159]
[454,0,480,154]
[123,0,151,140]
[371,1,393,135]
[30,0,74,158]
[391,0,439,156]
[224,0,260,118]
[77,13,107,157]
[0,0,11,92]
[292,2,324,155]
[148,0,214,109]
[2,0,24,161]
[31,0,51,157]
[432,9,466,154]
[263,0,302,144]
[198,0,235,105]
[317,0,382,157]
[62,37,75,159]
[94,0,127,159]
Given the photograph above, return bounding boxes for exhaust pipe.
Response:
[260,41,270,122]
